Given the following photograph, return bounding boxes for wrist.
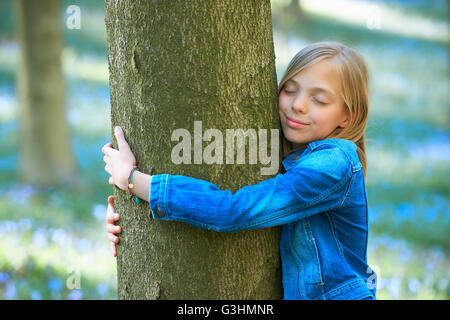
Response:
[130,170,151,203]
[119,165,136,191]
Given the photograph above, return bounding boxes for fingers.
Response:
[108,231,119,241]
[108,177,114,185]
[101,142,117,157]
[106,212,119,224]
[102,126,132,153]
[107,224,121,234]
[102,151,113,179]
[106,195,119,258]
[110,242,117,257]
[108,195,114,206]
[107,231,120,259]
[114,126,131,151]
[106,196,119,223]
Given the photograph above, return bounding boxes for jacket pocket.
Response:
[324,277,374,300]
[292,219,325,299]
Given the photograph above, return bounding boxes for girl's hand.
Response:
[106,195,121,257]
[102,126,136,191]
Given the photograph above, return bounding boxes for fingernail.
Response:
[114,126,120,134]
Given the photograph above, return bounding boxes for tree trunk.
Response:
[105,0,282,299]
[15,0,75,186]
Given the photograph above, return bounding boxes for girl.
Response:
[102,42,376,300]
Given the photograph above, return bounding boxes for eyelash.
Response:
[283,88,296,94]
[283,87,327,105]
[313,97,326,105]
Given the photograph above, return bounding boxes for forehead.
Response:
[288,59,341,95]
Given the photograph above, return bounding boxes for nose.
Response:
[292,93,308,114]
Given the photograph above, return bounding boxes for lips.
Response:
[286,116,309,128]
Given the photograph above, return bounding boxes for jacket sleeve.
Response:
[148,146,352,232]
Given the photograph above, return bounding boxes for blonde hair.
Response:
[278,41,370,177]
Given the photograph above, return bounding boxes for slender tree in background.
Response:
[288,0,304,19]
[105,0,283,299]
[15,0,75,186]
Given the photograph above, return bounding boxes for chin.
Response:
[290,139,311,146]
[284,133,311,146]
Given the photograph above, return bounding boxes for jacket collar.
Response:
[281,139,359,173]
[281,146,309,172]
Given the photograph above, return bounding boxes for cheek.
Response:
[309,108,324,125]
[278,94,288,108]
[310,108,342,133]
[309,109,334,132]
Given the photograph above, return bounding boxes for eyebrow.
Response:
[285,79,336,97]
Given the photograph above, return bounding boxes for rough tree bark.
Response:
[105,0,282,299]
[15,0,75,186]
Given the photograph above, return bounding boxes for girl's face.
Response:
[278,59,349,148]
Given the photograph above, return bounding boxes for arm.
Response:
[149,146,352,232]
[102,127,352,233]
[130,170,152,202]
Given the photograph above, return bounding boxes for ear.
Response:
[338,108,350,128]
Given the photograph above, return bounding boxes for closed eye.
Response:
[283,87,296,94]
[313,97,327,105]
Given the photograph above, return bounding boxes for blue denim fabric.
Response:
[149,138,376,300]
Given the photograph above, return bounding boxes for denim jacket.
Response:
[148,138,377,300]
